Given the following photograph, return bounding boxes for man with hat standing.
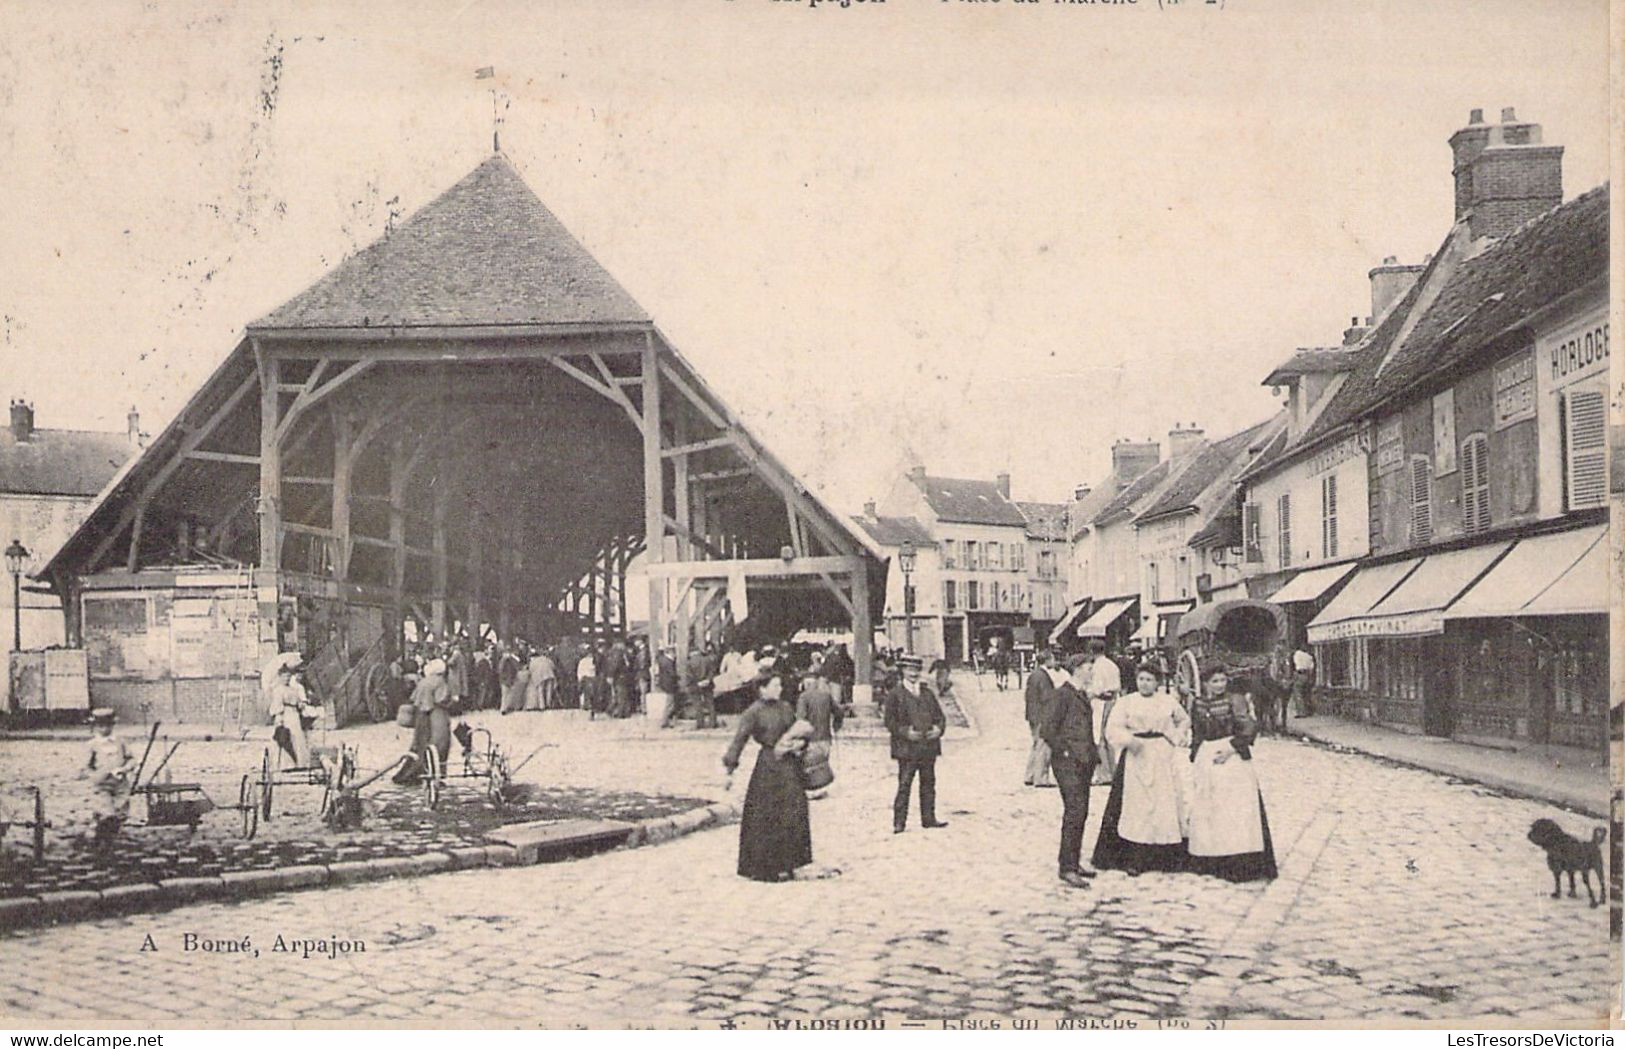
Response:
[82,708,137,848]
[885,655,949,834]
[1042,654,1102,887]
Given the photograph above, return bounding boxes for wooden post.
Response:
[642,332,664,648]
[389,436,408,636]
[616,540,630,636]
[331,409,353,582]
[431,468,448,638]
[672,411,691,659]
[851,563,875,711]
[256,344,282,574]
[469,511,483,640]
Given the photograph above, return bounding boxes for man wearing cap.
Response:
[1042,654,1102,887]
[884,655,949,834]
[1023,648,1060,788]
[82,708,137,847]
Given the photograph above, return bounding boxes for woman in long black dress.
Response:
[722,670,813,882]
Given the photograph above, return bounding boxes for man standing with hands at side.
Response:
[886,655,949,834]
[1043,654,1101,888]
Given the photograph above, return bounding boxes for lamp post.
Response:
[898,539,917,656]
[5,539,28,654]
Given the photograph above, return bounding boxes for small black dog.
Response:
[1527,818,1607,907]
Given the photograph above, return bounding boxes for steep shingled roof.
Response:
[251,155,650,332]
[915,476,1030,528]
[1262,347,1361,386]
[1136,417,1279,524]
[1016,501,1069,541]
[1265,184,1610,473]
[1094,459,1173,527]
[1,427,133,498]
[855,515,937,549]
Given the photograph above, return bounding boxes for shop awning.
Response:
[1048,598,1091,645]
[1077,598,1135,638]
[1445,525,1607,619]
[1308,543,1511,643]
[1131,616,1158,643]
[1267,561,1358,605]
[1306,557,1422,644]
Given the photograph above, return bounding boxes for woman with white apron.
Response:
[1186,667,1277,882]
[1091,663,1191,875]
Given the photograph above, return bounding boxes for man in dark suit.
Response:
[1042,654,1101,887]
[1023,648,1060,788]
[885,655,949,834]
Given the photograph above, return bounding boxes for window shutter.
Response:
[1563,389,1606,511]
[1460,435,1490,536]
[1278,493,1292,568]
[1409,456,1433,545]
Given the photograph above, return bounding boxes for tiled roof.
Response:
[1,428,133,498]
[1262,347,1361,386]
[251,155,650,332]
[1066,474,1131,539]
[1094,459,1173,527]
[1367,184,1609,404]
[1274,185,1609,469]
[1016,501,1069,541]
[1188,506,1241,550]
[915,476,1030,528]
[1136,417,1279,524]
[855,515,937,549]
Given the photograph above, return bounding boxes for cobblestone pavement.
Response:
[0,678,1611,1026]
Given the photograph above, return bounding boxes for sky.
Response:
[0,0,1611,511]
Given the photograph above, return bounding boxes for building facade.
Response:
[2,401,140,653]
[1262,108,1609,749]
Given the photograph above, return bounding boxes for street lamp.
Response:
[898,539,917,655]
[6,539,29,653]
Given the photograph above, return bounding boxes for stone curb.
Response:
[1286,729,1608,819]
[0,799,739,936]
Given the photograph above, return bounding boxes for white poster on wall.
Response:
[1432,389,1457,476]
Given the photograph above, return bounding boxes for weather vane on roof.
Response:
[476,66,504,153]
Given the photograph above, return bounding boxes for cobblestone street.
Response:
[1,678,1611,1026]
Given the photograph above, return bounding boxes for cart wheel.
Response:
[238,776,259,840]
[260,750,275,820]
[1177,650,1202,704]
[423,748,442,809]
[30,787,47,863]
[364,664,391,722]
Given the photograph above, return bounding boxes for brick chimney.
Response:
[126,406,142,447]
[1168,423,1205,461]
[995,471,1011,499]
[9,399,34,442]
[863,500,877,518]
[1342,316,1371,346]
[1072,483,1092,501]
[1110,440,1159,487]
[1369,256,1425,320]
[1450,106,1562,241]
[908,464,926,484]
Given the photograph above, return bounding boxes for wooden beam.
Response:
[549,356,645,436]
[282,521,335,538]
[661,434,737,459]
[85,370,259,572]
[185,450,260,465]
[284,475,334,486]
[642,333,665,649]
[125,506,145,573]
[331,409,353,582]
[658,358,729,431]
[274,359,377,444]
[642,554,864,580]
[690,468,754,484]
[817,572,856,618]
[257,344,282,574]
